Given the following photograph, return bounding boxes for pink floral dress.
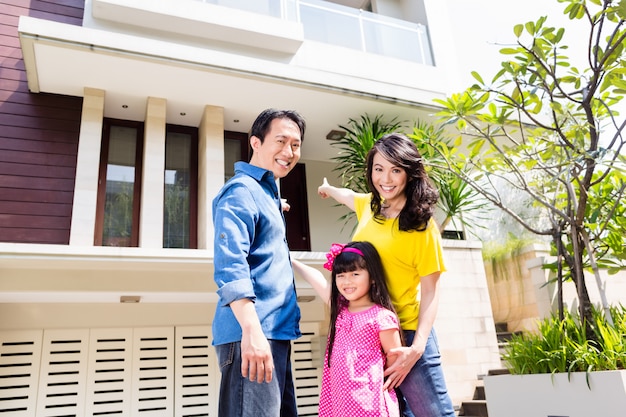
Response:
[318,303,400,417]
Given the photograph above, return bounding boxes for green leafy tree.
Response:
[431,0,626,330]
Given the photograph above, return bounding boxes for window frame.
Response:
[94,118,144,247]
[164,124,199,249]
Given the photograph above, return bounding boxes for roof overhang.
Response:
[17,15,442,161]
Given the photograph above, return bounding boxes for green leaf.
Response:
[471,71,484,85]
[617,0,626,20]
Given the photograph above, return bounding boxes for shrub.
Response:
[502,305,626,375]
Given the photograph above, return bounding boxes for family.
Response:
[212,108,456,417]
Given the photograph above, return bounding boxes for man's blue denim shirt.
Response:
[212,161,301,346]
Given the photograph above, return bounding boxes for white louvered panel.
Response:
[85,328,133,416]
[174,326,217,417]
[0,330,43,416]
[36,328,89,417]
[292,322,322,417]
[131,327,174,415]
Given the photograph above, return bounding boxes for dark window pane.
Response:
[102,126,138,247]
[164,131,192,248]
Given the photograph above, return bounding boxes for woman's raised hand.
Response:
[318,177,332,199]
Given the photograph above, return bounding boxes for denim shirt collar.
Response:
[234,161,276,187]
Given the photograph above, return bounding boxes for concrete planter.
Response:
[484,370,626,417]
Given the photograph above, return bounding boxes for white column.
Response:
[139,97,167,248]
[69,87,105,246]
[197,105,224,251]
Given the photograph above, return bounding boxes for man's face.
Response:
[249,117,302,179]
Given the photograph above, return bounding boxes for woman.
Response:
[318,133,456,417]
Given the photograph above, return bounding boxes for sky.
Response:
[446,0,584,93]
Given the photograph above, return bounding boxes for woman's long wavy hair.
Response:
[366,133,439,231]
[326,241,397,367]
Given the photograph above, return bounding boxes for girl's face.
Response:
[371,153,407,204]
[335,267,372,308]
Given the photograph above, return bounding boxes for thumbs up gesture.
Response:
[318,177,332,199]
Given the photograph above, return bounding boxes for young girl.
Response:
[292,241,402,417]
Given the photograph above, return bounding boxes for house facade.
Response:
[0,0,502,415]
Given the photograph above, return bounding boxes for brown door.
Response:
[281,163,311,251]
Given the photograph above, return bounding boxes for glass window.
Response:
[164,126,198,248]
[96,121,143,247]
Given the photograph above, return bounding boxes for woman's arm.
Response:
[291,259,331,305]
[382,271,441,390]
[317,177,356,211]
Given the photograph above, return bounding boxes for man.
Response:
[212,108,306,417]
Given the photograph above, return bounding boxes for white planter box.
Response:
[484,370,626,417]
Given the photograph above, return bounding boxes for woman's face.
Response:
[371,152,407,203]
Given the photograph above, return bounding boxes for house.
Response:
[0,0,502,415]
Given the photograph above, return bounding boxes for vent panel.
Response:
[175,326,215,417]
[36,329,89,417]
[0,330,43,416]
[132,327,174,415]
[292,322,322,417]
[86,328,133,416]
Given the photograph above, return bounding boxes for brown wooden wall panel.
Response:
[0,174,76,191]
[0,226,71,244]
[0,161,76,178]
[0,213,71,228]
[0,0,85,244]
[0,138,76,159]
[0,187,74,204]
[0,201,72,217]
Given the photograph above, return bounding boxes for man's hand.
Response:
[230,298,274,383]
[241,329,274,383]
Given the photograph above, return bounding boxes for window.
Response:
[95,120,198,248]
[223,130,249,181]
[164,125,198,248]
[95,119,143,247]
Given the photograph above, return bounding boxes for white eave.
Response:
[91,0,305,55]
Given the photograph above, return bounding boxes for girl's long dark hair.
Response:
[326,241,397,367]
[366,133,439,231]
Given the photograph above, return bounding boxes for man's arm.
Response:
[230,298,274,383]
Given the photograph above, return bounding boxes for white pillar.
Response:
[69,87,105,246]
[197,105,224,250]
[139,97,167,248]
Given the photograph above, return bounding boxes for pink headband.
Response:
[323,243,365,271]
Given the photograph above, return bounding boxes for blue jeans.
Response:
[397,329,456,417]
[215,340,298,417]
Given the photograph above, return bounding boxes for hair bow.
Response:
[323,243,346,271]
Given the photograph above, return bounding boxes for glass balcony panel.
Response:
[299,2,361,49]
[194,0,433,64]
[362,18,432,65]
[201,0,284,18]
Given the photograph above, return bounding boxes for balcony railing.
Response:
[199,0,433,65]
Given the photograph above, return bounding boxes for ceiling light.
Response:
[326,130,346,141]
[120,295,141,303]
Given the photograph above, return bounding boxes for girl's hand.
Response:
[383,345,424,390]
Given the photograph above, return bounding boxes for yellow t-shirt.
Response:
[353,193,446,330]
